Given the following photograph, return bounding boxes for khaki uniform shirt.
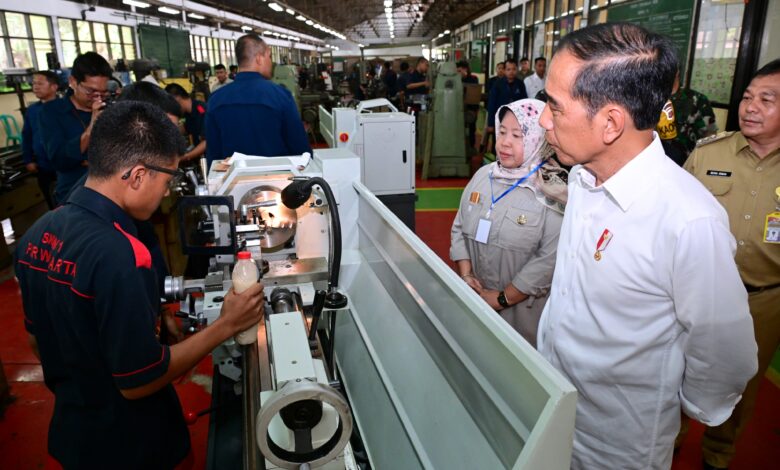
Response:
[684,131,780,287]
[451,165,563,345]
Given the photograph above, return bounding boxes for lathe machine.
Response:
[165,148,576,469]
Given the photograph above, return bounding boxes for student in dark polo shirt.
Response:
[39,52,113,204]
[14,101,264,470]
[165,83,208,164]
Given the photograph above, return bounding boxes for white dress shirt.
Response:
[524,73,545,99]
[537,135,757,469]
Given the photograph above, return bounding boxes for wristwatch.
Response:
[497,291,509,309]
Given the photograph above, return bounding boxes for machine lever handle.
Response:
[308,290,327,341]
[402,150,407,164]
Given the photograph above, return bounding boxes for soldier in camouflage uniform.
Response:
[671,75,718,156]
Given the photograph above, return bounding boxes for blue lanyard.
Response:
[488,160,546,215]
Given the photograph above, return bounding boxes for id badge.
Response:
[476,218,492,244]
[764,212,780,244]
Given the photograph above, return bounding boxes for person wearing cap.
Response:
[682,58,780,470]
[450,98,567,345]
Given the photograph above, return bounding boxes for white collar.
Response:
[575,133,665,212]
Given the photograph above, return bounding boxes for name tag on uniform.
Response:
[476,219,491,244]
[706,170,732,177]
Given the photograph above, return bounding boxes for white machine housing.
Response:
[319,99,415,196]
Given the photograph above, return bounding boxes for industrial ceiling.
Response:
[71,0,499,44]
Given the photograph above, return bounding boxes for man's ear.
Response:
[125,165,147,191]
[602,105,626,145]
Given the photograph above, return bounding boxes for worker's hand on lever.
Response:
[220,282,265,335]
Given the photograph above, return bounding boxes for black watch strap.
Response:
[497,291,509,308]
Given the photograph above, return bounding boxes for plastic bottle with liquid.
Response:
[232,251,260,345]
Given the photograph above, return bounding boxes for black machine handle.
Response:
[308,290,327,341]
[402,150,407,164]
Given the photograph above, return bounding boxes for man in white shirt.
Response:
[211,63,233,93]
[537,22,757,470]
[523,57,546,99]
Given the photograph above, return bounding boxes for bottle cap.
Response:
[237,251,251,260]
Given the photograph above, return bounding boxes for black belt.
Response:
[744,282,780,293]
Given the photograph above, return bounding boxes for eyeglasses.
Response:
[77,81,109,97]
[122,163,186,188]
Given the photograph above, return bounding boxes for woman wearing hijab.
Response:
[450,98,568,346]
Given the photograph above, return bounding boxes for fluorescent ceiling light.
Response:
[158,6,179,14]
[281,34,288,38]
[286,8,295,15]
[268,3,284,12]
[384,0,392,6]
[123,0,150,8]
[188,12,205,20]
[384,7,392,13]
[296,15,306,21]
[272,32,280,37]
[241,25,252,31]
[305,20,313,25]
[444,29,450,34]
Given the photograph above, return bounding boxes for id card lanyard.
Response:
[476,160,546,244]
[487,159,547,217]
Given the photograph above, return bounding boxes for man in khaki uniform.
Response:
[684,58,780,470]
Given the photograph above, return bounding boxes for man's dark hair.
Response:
[118,81,182,118]
[230,64,238,71]
[534,56,546,64]
[555,22,678,130]
[236,34,268,67]
[384,61,392,69]
[754,58,780,79]
[416,57,428,66]
[456,59,470,70]
[34,70,59,86]
[88,101,184,179]
[71,52,113,82]
[520,57,529,63]
[497,61,505,67]
[400,62,410,72]
[214,63,226,71]
[504,58,518,67]
[164,83,190,100]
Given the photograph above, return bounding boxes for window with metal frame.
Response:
[0,11,55,70]
[57,18,136,67]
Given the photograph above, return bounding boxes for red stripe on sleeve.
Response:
[112,346,167,378]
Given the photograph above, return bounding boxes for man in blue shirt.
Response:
[165,83,207,164]
[205,34,310,165]
[486,58,528,138]
[39,52,113,204]
[406,57,430,99]
[22,70,59,209]
[15,101,264,469]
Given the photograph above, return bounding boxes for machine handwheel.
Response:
[256,380,353,469]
